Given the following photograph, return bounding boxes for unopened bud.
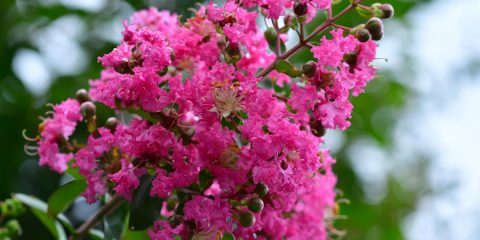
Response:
[238,211,256,227]
[254,182,269,197]
[355,29,371,43]
[343,52,358,67]
[75,89,90,103]
[247,198,264,213]
[302,61,317,78]
[225,43,241,64]
[283,14,294,28]
[294,3,308,16]
[105,117,118,131]
[372,3,394,19]
[370,29,384,41]
[310,119,326,137]
[80,101,96,118]
[365,17,383,36]
[6,220,22,238]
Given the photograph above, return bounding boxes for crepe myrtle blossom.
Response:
[24,0,394,239]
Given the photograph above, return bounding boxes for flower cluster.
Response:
[30,0,394,239]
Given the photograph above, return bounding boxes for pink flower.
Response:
[109,159,142,201]
[38,99,82,173]
[183,196,233,231]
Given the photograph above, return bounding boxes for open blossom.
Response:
[38,99,82,173]
[31,0,389,238]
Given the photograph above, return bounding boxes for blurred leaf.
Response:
[14,193,67,240]
[356,6,372,19]
[223,232,235,240]
[47,179,86,217]
[128,175,163,231]
[274,60,302,77]
[199,169,213,192]
[122,213,150,240]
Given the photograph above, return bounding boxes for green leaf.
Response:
[237,111,248,119]
[199,169,213,192]
[356,6,373,19]
[65,164,84,180]
[31,208,67,240]
[128,175,163,231]
[274,60,302,78]
[47,180,86,217]
[122,213,150,240]
[13,194,67,240]
[222,232,235,240]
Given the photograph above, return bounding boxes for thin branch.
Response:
[256,0,361,78]
[69,195,124,240]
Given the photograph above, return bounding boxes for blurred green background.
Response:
[3,0,475,239]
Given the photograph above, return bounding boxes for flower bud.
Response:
[372,3,394,19]
[75,89,90,103]
[80,101,96,119]
[343,52,358,67]
[355,29,371,43]
[105,117,118,131]
[225,43,241,64]
[254,182,269,197]
[247,198,264,213]
[310,118,326,137]
[294,3,308,16]
[365,17,383,36]
[302,61,317,78]
[370,29,384,41]
[238,211,256,227]
[6,220,22,238]
[283,14,294,29]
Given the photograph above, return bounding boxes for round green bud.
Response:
[238,211,256,227]
[254,182,269,197]
[302,61,317,78]
[247,198,264,213]
[294,3,308,16]
[355,29,371,43]
[80,101,96,118]
[6,220,22,238]
[75,89,90,103]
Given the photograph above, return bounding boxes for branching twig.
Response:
[69,195,124,240]
[256,0,361,78]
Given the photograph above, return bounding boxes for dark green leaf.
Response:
[274,60,302,78]
[128,175,163,231]
[223,232,235,240]
[122,213,150,240]
[237,111,248,119]
[47,180,86,217]
[199,169,213,192]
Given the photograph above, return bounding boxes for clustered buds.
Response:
[0,220,22,239]
[0,198,25,218]
[365,17,384,41]
[352,17,384,42]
